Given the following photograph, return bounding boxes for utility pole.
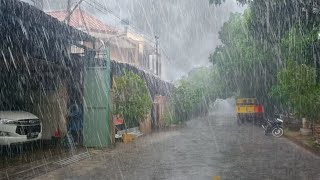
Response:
[158,41,161,78]
[155,35,159,76]
[31,0,44,10]
[65,0,85,25]
[66,0,72,25]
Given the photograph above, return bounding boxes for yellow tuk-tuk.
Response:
[236,98,264,124]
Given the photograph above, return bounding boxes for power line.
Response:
[83,0,120,24]
[82,0,173,64]
[160,47,173,64]
[83,0,157,44]
[64,0,85,23]
[87,0,121,19]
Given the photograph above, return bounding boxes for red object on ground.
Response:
[114,117,124,125]
[54,130,61,137]
[114,119,124,125]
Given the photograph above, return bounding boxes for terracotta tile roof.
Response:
[47,9,118,34]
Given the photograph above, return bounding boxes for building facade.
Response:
[47,9,161,77]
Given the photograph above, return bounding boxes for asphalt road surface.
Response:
[33,110,320,180]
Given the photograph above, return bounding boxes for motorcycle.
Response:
[262,116,284,138]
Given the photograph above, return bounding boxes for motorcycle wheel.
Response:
[272,127,284,138]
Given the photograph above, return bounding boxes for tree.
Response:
[208,0,320,118]
[211,0,320,61]
[209,12,278,113]
[281,26,320,82]
[209,0,247,5]
[172,66,227,122]
[270,60,320,121]
[112,72,152,128]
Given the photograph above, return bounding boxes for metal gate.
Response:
[83,58,112,147]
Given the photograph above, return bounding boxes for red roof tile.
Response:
[47,9,118,34]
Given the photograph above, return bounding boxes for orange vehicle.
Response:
[236,98,264,124]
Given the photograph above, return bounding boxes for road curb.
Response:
[284,134,320,157]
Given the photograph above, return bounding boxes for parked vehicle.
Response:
[262,116,284,137]
[236,98,264,125]
[0,111,42,145]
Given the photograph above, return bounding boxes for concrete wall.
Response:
[153,95,169,129]
[139,112,152,134]
[0,56,72,140]
[32,81,69,140]
[110,45,136,64]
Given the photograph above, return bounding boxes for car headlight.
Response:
[0,119,15,124]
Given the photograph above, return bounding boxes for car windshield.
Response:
[0,0,320,179]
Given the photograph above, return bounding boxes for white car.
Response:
[0,111,42,145]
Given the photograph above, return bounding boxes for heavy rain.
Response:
[0,0,320,179]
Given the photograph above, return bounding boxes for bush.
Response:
[270,60,320,121]
[112,72,152,128]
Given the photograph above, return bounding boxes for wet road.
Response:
[34,111,320,180]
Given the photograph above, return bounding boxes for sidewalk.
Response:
[284,129,320,156]
[0,146,89,180]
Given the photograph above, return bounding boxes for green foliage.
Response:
[163,106,179,126]
[172,67,227,122]
[207,0,320,120]
[212,0,319,45]
[270,60,320,120]
[112,72,152,128]
[209,0,247,5]
[210,12,278,113]
[281,27,319,65]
